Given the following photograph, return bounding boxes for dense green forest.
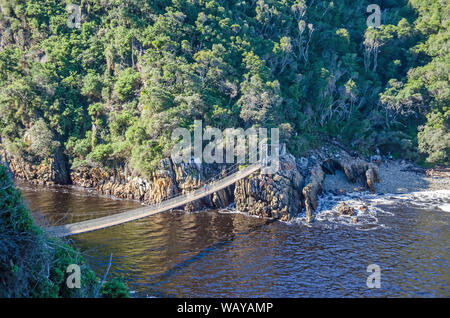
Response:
[0,0,448,178]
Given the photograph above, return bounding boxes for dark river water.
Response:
[17,181,450,297]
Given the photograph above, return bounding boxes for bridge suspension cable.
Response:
[46,162,264,237]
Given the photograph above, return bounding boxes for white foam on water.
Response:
[218,207,265,219]
[291,189,450,230]
[215,189,449,229]
[304,192,385,230]
[367,190,450,212]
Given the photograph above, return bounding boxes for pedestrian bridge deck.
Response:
[46,162,263,237]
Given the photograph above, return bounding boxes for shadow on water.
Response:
[148,217,277,297]
[17,181,450,297]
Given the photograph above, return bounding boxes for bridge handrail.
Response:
[46,161,263,237]
[151,162,241,205]
[151,162,260,210]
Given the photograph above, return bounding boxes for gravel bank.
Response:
[323,160,450,194]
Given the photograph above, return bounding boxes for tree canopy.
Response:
[0,0,448,175]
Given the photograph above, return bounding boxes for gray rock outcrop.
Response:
[1,141,382,222]
[234,154,303,221]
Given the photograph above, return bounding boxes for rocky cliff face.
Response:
[302,163,324,222]
[234,154,303,221]
[70,159,234,210]
[0,148,70,185]
[2,142,381,222]
[301,147,381,221]
[234,145,381,222]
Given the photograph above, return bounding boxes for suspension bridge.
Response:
[46,162,264,237]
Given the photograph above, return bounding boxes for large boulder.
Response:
[337,202,355,216]
[365,163,381,193]
[302,164,325,222]
[234,154,303,221]
[324,150,381,193]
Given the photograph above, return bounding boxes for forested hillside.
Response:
[0,0,448,179]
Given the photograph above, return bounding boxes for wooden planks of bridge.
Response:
[46,163,263,237]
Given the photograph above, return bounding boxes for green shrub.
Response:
[100,277,130,298]
[66,135,92,159]
[87,143,114,164]
[114,68,141,102]
[26,119,60,159]
[0,164,130,298]
[418,110,450,165]
[0,165,35,232]
[81,72,103,101]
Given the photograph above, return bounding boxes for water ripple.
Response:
[18,182,450,297]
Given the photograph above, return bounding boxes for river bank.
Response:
[0,165,129,297]
[2,143,449,222]
[9,146,449,297]
[323,160,450,194]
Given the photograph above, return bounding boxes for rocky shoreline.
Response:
[2,143,446,222]
[323,159,450,194]
[235,146,381,221]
